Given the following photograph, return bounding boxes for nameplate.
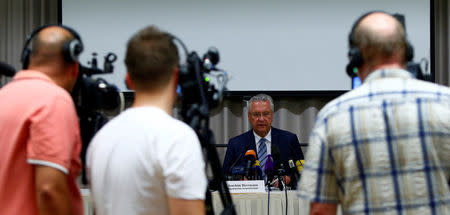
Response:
[226,180,265,193]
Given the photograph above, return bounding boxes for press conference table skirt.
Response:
[82,188,342,215]
[211,190,342,215]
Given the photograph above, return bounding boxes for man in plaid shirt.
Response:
[298,11,450,214]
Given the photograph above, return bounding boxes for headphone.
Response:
[346,11,414,77]
[21,24,84,69]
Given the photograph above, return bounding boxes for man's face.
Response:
[248,101,273,137]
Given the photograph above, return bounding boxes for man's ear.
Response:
[125,73,134,90]
[173,67,179,88]
[72,62,79,78]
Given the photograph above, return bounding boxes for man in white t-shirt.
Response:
[87,26,207,215]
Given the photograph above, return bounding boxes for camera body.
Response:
[177,46,228,125]
[72,52,122,115]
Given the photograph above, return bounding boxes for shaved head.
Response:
[353,12,407,65]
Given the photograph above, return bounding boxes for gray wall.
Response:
[61,0,431,91]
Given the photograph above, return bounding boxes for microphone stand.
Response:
[276,164,288,215]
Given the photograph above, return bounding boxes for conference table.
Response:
[211,190,343,215]
[82,188,342,215]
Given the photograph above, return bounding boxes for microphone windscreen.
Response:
[264,155,274,173]
[252,160,260,168]
[271,145,281,168]
[296,160,305,172]
[244,150,256,161]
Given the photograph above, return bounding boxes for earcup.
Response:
[346,47,363,77]
[63,39,83,63]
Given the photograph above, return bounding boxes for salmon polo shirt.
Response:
[0,71,83,215]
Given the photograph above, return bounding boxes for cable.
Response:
[267,186,271,215]
[284,178,288,215]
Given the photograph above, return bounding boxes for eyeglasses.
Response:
[250,112,272,118]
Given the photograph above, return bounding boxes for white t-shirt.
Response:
[87,106,207,215]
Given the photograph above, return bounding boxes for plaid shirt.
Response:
[298,69,450,215]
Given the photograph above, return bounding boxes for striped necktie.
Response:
[258,138,267,179]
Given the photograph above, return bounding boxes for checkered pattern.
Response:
[298,69,450,215]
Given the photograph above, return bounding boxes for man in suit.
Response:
[222,94,304,187]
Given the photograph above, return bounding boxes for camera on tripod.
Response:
[71,52,123,185]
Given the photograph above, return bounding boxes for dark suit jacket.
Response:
[222,127,304,181]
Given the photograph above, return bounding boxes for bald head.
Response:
[28,26,80,92]
[29,26,76,68]
[353,12,407,66]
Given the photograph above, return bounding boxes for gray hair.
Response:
[247,94,274,112]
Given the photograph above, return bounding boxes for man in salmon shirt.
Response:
[0,25,83,215]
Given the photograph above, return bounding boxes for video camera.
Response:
[71,52,123,185]
[72,52,123,114]
[174,38,228,129]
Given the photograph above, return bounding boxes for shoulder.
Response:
[33,78,75,108]
[411,79,450,99]
[228,130,252,145]
[313,86,368,128]
[30,80,76,112]
[229,130,252,141]
[93,107,198,145]
[272,127,297,138]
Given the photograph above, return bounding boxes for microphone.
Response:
[271,145,282,170]
[252,160,260,168]
[289,160,299,176]
[264,154,275,185]
[203,46,220,70]
[296,160,304,173]
[230,165,246,180]
[244,150,256,179]
[271,145,286,190]
[0,61,16,77]
[252,160,262,180]
[288,159,299,189]
[227,144,251,177]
